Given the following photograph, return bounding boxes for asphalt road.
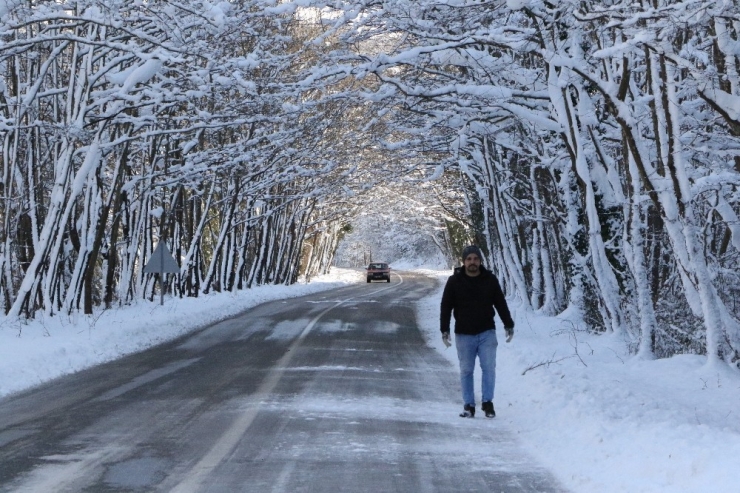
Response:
[0,271,565,492]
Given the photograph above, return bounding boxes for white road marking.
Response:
[169,277,403,492]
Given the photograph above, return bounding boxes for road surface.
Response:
[0,271,565,492]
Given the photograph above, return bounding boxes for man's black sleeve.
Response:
[492,276,515,328]
[440,277,455,333]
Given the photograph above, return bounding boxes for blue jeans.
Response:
[455,329,498,406]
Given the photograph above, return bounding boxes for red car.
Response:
[366,262,391,283]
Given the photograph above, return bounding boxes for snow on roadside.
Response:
[0,268,362,399]
[414,270,740,493]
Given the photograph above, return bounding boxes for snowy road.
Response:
[0,272,565,492]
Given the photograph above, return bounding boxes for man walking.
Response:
[440,245,515,418]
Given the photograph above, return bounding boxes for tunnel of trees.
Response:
[1,0,739,367]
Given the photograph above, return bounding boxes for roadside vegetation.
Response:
[1,1,739,366]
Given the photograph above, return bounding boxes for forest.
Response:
[1,0,739,366]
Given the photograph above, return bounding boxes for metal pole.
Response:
[160,243,165,305]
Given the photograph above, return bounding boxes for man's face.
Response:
[464,254,481,276]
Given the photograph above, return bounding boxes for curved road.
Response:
[0,271,565,492]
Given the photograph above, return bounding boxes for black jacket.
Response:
[440,265,514,335]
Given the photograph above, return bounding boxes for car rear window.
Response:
[369,263,387,269]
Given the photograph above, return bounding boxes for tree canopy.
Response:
[1,0,739,366]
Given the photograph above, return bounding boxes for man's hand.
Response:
[442,332,451,348]
[504,325,514,343]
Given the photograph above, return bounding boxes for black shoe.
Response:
[482,401,495,418]
[459,403,475,418]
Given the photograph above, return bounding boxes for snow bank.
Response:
[415,271,740,493]
[0,268,361,398]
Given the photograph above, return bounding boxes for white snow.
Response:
[120,58,163,94]
[0,0,22,19]
[506,0,529,10]
[2,268,738,493]
[703,88,740,122]
[416,271,740,493]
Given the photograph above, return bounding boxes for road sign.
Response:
[144,242,180,274]
[144,242,180,305]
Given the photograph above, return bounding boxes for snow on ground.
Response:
[2,267,739,492]
[416,270,740,493]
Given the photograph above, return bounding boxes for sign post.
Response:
[143,242,180,305]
